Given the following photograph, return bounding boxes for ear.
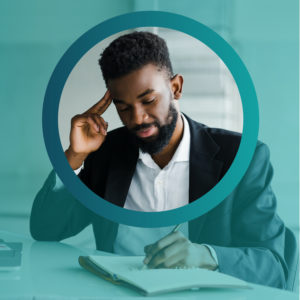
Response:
[170,74,184,99]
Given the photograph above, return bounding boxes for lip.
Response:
[136,125,156,138]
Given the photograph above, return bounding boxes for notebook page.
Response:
[88,256,249,294]
[89,255,145,275]
[122,267,249,294]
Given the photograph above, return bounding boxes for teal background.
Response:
[0,0,298,239]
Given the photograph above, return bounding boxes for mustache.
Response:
[131,122,159,132]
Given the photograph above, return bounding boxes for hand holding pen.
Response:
[143,224,217,270]
[142,224,181,269]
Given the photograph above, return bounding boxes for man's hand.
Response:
[144,231,218,270]
[65,90,113,169]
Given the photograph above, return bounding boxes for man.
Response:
[30,31,297,289]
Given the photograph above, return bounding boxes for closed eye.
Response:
[119,106,130,112]
[116,98,156,112]
[143,98,156,105]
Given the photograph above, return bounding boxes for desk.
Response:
[0,231,298,300]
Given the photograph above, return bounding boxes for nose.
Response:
[131,105,148,125]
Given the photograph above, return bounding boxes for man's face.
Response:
[108,64,181,154]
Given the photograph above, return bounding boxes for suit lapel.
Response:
[185,116,224,242]
[186,115,224,203]
[105,132,139,207]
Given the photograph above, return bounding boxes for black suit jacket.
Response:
[30,116,298,290]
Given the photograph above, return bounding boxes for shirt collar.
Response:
[138,113,190,167]
[174,114,190,162]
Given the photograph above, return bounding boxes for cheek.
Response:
[154,100,172,121]
[117,111,130,126]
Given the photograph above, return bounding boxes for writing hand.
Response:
[144,231,217,270]
[65,90,113,169]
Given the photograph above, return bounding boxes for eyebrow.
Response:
[137,88,154,98]
[113,89,155,104]
[113,99,125,104]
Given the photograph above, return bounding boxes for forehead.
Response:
[108,64,169,101]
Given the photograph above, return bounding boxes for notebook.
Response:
[78,255,250,296]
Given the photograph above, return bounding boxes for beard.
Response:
[129,102,178,155]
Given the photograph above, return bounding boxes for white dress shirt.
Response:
[123,115,190,212]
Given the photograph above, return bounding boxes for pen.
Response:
[142,224,182,270]
[171,224,182,233]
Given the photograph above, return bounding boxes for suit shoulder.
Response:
[100,126,130,148]
[205,126,242,144]
[204,126,269,159]
[86,126,129,162]
[105,126,129,145]
[185,116,241,145]
[205,127,269,159]
[195,122,242,154]
[204,126,270,169]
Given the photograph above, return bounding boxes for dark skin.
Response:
[65,63,217,270]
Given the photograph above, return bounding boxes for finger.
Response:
[86,90,112,115]
[71,114,85,127]
[90,114,108,135]
[147,239,187,269]
[96,115,108,134]
[157,252,187,269]
[71,114,94,130]
[86,91,112,115]
[144,243,155,254]
[144,231,185,263]
[85,115,103,135]
[166,256,187,269]
[96,90,112,115]
[89,114,104,134]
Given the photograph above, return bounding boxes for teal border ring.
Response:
[43,11,259,227]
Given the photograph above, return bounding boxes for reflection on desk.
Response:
[0,231,298,299]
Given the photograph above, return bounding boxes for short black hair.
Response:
[99,31,173,85]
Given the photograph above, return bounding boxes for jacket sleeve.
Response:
[30,170,92,241]
[212,143,297,290]
[29,132,114,242]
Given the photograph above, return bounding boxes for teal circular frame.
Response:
[43,11,259,227]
